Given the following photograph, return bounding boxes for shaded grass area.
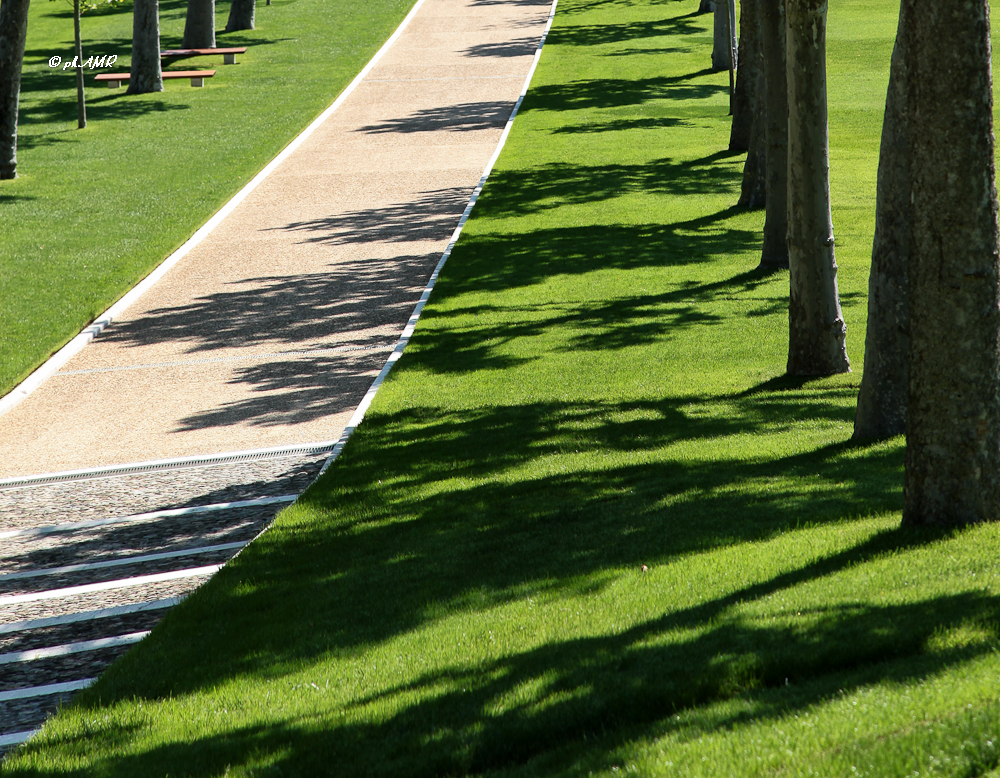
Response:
[8,0,1000,775]
[0,0,415,395]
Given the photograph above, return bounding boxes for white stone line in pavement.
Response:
[0,729,36,748]
[0,631,150,665]
[0,495,298,539]
[0,0,429,423]
[0,443,335,489]
[55,343,393,376]
[0,565,222,607]
[315,0,560,480]
[0,597,181,635]
[0,542,246,582]
[0,678,95,702]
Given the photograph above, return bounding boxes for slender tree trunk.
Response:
[712,1,731,71]
[183,0,216,48]
[225,0,255,32]
[759,0,788,267]
[853,3,909,441]
[74,0,86,129]
[902,0,1000,526]
[730,0,759,152]
[725,0,737,112]
[0,0,30,179]
[785,0,849,375]
[127,0,163,94]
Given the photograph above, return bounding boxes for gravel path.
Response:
[0,0,552,754]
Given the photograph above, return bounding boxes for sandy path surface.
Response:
[0,0,550,480]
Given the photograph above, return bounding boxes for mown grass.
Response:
[6,0,1000,775]
[0,0,414,395]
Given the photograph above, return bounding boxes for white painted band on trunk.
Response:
[0,729,37,747]
[0,495,298,540]
[316,0,560,479]
[0,542,246,581]
[0,443,337,489]
[0,0,429,423]
[0,678,95,702]
[0,565,222,607]
[0,631,150,665]
[0,597,181,635]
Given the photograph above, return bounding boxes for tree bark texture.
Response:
[0,0,30,179]
[712,1,732,71]
[902,0,1000,525]
[785,0,850,375]
[853,3,910,441]
[730,0,759,151]
[760,0,788,267]
[699,0,711,13]
[739,15,766,208]
[183,0,216,48]
[128,0,163,94]
[225,0,255,32]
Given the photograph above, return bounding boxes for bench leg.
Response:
[223,53,235,65]
[106,80,121,89]
[190,77,204,87]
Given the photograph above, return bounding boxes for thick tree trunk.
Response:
[853,4,909,441]
[730,0,759,151]
[0,0,30,180]
[759,0,788,267]
[698,0,712,12]
[225,0,255,32]
[785,0,850,375]
[183,0,216,48]
[127,0,163,94]
[712,1,731,71]
[902,0,1000,525]
[739,12,766,208]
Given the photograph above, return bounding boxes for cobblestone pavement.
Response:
[0,0,552,755]
[0,452,326,750]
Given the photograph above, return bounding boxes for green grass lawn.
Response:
[0,0,414,395]
[7,0,1000,775]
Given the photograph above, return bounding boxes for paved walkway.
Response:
[0,0,552,750]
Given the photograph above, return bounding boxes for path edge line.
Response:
[312,0,560,481]
[0,0,429,423]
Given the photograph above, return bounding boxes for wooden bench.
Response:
[161,47,247,65]
[95,70,217,89]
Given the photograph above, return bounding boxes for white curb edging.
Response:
[0,0,429,423]
[314,0,560,479]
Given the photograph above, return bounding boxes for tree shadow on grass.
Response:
[15,425,978,778]
[519,73,726,114]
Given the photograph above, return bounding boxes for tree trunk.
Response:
[853,3,909,441]
[712,1,731,71]
[730,0,759,152]
[74,0,86,129]
[0,0,30,180]
[127,0,163,94]
[183,0,216,49]
[739,11,766,209]
[698,0,712,13]
[225,0,255,32]
[759,0,788,268]
[902,0,1000,526]
[785,0,850,375]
